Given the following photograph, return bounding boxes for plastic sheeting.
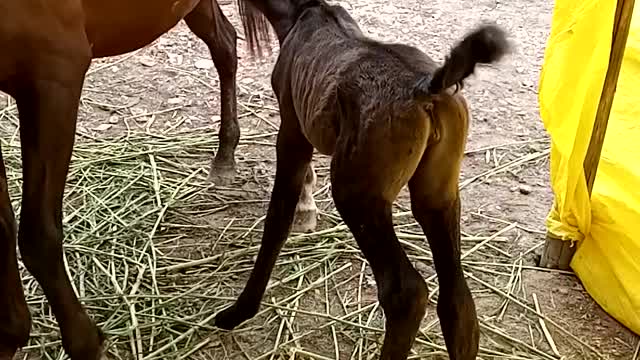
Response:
[539,0,640,335]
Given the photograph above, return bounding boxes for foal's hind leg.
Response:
[330,123,431,359]
[408,171,478,360]
[292,163,318,233]
[408,98,478,360]
[332,178,428,360]
[185,0,239,185]
[215,97,313,329]
[0,147,31,359]
[15,52,104,359]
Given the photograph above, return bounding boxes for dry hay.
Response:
[0,100,607,360]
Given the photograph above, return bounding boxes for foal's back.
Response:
[273,3,444,156]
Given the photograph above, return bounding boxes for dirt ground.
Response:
[2,0,639,359]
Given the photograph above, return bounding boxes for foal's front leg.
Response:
[214,97,313,329]
[292,163,318,233]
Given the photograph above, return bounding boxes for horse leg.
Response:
[15,53,104,359]
[0,146,31,360]
[407,101,478,360]
[325,94,442,358]
[292,163,317,233]
[408,177,478,360]
[214,97,313,329]
[185,0,239,185]
[331,166,428,360]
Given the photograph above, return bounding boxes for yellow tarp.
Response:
[539,0,640,335]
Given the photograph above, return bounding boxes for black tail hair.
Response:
[414,23,510,98]
[236,0,273,57]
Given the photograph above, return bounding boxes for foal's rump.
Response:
[280,8,433,155]
[277,2,510,159]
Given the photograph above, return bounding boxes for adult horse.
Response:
[0,0,244,358]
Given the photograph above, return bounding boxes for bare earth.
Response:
[2,0,639,359]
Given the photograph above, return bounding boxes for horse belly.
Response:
[83,0,199,57]
[293,91,339,155]
[301,113,338,156]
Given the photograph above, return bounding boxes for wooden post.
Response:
[540,0,635,269]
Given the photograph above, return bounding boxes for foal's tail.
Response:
[414,24,510,97]
[235,0,273,57]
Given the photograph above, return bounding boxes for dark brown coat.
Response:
[214,1,510,360]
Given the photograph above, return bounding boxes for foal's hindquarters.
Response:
[214,3,509,358]
[329,90,478,360]
[216,89,478,359]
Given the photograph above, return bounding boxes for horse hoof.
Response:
[207,164,235,186]
[213,305,245,331]
[0,346,18,360]
[63,319,106,360]
[65,337,104,360]
[292,209,317,233]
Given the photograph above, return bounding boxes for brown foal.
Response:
[213,1,510,359]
